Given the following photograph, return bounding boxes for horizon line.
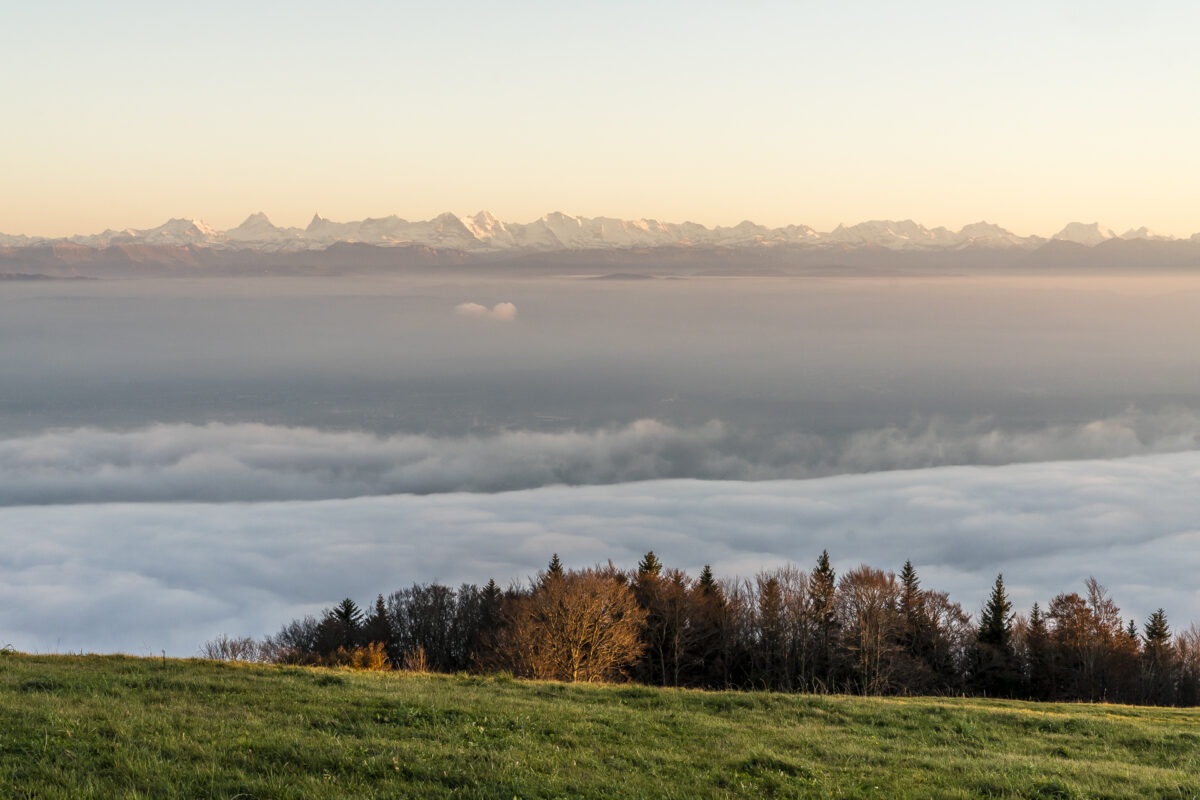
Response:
[3,211,1195,243]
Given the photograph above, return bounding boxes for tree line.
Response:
[203,552,1200,706]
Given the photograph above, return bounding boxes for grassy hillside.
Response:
[1,653,1198,799]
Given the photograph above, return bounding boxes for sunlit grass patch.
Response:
[1,654,1199,798]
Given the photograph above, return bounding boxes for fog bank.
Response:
[2,452,1198,655]
[2,409,1199,504]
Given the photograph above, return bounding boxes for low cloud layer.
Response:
[2,409,1199,505]
[1,452,1198,656]
[454,301,517,320]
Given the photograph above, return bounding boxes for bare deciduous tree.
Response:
[200,633,263,663]
[502,565,647,683]
[837,565,901,695]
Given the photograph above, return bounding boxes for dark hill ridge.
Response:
[0,242,466,278]
[4,237,1200,278]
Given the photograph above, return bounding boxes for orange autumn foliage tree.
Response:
[500,565,646,683]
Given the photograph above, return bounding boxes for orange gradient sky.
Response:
[3,1,1199,237]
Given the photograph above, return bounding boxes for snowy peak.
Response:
[3,213,1191,254]
[822,220,962,249]
[959,221,1011,239]
[1053,222,1116,247]
[235,212,273,229]
[68,217,226,248]
[956,221,1032,248]
[225,212,304,251]
[149,218,219,242]
[1120,226,1172,241]
[229,212,279,236]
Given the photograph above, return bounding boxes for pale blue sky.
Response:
[4,1,1199,236]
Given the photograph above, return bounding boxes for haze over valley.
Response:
[4,270,1200,653]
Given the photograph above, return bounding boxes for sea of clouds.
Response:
[2,408,1199,505]
[2,450,1198,656]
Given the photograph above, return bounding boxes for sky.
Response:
[4,1,1200,237]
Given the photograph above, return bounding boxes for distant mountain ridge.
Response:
[5,212,1199,254]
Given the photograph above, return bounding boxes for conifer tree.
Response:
[1027,602,1045,635]
[810,551,836,620]
[333,598,364,633]
[637,550,663,578]
[695,564,724,608]
[689,563,726,688]
[808,550,839,690]
[977,574,1013,647]
[970,575,1019,697]
[538,554,566,591]
[757,576,785,688]
[467,579,505,668]
[1025,601,1051,699]
[1141,608,1175,705]
[900,560,921,608]
[480,579,503,624]
[1144,609,1170,648]
[316,597,365,655]
[899,562,927,641]
[363,594,394,655]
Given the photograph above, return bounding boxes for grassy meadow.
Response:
[1,652,1198,798]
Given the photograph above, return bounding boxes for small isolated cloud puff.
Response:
[455,301,517,321]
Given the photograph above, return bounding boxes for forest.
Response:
[204,552,1200,707]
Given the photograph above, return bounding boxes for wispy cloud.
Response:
[1,451,1199,656]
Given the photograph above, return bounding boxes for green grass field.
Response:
[2,652,1198,799]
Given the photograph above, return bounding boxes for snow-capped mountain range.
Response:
[3,213,1196,254]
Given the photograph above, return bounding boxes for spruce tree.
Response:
[481,578,503,617]
[1027,601,1045,632]
[474,579,505,667]
[538,554,567,591]
[808,550,838,691]
[333,597,364,631]
[1025,602,1050,700]
[1144,608,1170,648]
[363,594,394,651]
[322,597,364,653]
[977,574,1013,647]
[899,561,926,645]
[972,575,1018,697]
[757,577,785,689]
[694,564,724,606]
[637,550,663,578]
[1142,608,1174,705]
[690,563,726,688]
[900,560,921,603]
[810,550,836,615]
